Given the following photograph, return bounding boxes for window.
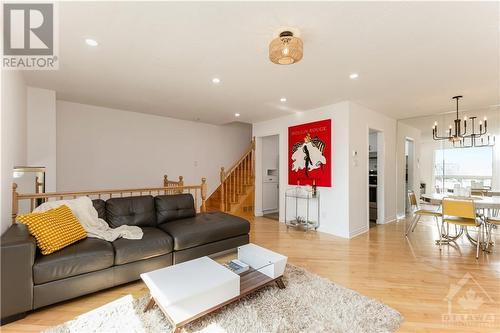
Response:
[434,146,493,191]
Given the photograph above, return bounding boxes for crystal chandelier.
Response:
[432,95,495,147]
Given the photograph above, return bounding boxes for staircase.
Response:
[205,139,255,216]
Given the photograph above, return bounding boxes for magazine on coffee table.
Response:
[223,259,249,274]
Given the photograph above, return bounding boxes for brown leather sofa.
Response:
[1,193,250,324]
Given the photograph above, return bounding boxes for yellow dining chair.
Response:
[442,198,483,259]
[406,191,442,249]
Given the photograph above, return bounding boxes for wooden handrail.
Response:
[164,175,184,194]
[218,138,255,212]
[15,186,205,199]
[164,175,184,187]
[12,178,208,223]
[222,138,255,181]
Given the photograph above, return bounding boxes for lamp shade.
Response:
[269,31,303,65]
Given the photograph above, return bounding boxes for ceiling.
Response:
[24,1,499,125]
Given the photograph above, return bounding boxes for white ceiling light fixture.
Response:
[280,97,287,102]
[234,113,240,117]
[212,77,221,84]
[349,73,359,80]
[85,38,99,46]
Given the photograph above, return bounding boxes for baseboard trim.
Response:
[396,213,406,220]
[376,215,398,225]
[383,216,398,224]
[350,225,368,238]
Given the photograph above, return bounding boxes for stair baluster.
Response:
[205,138,255,213]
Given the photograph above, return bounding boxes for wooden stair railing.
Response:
[218,139,255,212]
[163,175,184,194]
[12,178,208,223]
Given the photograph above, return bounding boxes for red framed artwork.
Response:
[288,119,331,187]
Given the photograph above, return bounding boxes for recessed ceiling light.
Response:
[234,113,240,117]
[85,38,98,46]
[280,97,287,102]
[349,73,359,79]
[212,77,221,84]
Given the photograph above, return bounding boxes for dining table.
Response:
[420,193,499,249]
[421,193,500,210]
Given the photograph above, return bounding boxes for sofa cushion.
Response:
[157,212,250,251]
[17,204,87,255]
[92,199,107,220]
[155,194,196,224]
[112,227,173,265]
[33,238,114,284]
[106,195,156,228]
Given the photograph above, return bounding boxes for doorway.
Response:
[405,138,415,214]
[368,129,384,228]
[261,135,279,221]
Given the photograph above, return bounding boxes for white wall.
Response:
[56,101,252,195]
[1,71,27,234]
[348,103,398,237]
[253,102,351,238]
[253,101,400,238]
[396,122,421,217]
[27,87,57,191]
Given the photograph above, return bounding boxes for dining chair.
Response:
[442,198,483,259]
[406,191,442,249]
[484,216,499,253]
[471,190,485,196]
[470,190,489,219]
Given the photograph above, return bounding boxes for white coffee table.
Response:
[140,243,287,333]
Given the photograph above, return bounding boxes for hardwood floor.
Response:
[3,215,499,332]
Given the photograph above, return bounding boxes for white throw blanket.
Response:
[32,196,143,241]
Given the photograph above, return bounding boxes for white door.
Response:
[263,182,279,211]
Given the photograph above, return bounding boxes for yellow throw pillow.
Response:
[17,204,87,255]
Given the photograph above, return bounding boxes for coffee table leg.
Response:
[144,297,156,312]
[275,277,286,289]
[173,326,182,333]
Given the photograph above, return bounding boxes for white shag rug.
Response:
[44,265,403,333]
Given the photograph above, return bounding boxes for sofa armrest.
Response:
[1,224,36,320]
